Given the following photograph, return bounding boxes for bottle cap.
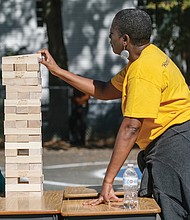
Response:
[128,164,134,167]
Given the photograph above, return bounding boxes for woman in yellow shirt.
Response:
[39,9,190,220]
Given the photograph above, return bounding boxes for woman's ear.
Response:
[123,34,130,43]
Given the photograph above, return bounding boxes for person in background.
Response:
[39,8,190,220]
[69,86,90,146]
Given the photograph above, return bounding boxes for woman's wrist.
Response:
[103,177,114,185]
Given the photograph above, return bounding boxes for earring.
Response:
[120,49,129,60]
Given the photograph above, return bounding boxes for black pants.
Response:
[137,120,190,220]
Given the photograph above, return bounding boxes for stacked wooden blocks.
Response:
[2,54,43,197]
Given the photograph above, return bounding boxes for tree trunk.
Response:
[43,0,69,141]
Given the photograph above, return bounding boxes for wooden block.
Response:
[27,64,40,71]
[30,92,42,99]
[2,71,40,78]
[5,135,29,143]
[6,92,18,99]
[4,106,16,114]
[29,163,42,171]
[18,92,30,99]
[6,85,42,92]
[15,64,27,71]
[29,148,42,156]
[5,163,17,171]
[6,92,36,100]
[6,169,43,178]
[5,191,29,197]
[28,120,41,128]
[5,135,18,142]
[6,155,42,163]
[6,183,42,191]
[5,135,42,143]
[29,176,44,184]
[4,121,16,128]
[29,135,42,142]
[6,191,43,197]
[16,106,41,114]
[5,142,42,149]
[16,120,27,128]
[5,99,41,107]
[17,163,30,170]
[2,64,14,71]
[5,149,17,156]
[6,178,18,184]
[4,120,28,129]
[2,54,41,64]
[4,127,41,135]
[2,77,41,86]
[5,113,42,120]
[28,106,41,114]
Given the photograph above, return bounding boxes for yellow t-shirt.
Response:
[111,44,190,150]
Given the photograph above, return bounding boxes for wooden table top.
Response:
[0,191,64,215]
[64,185,124,199]
[61,197,161,217]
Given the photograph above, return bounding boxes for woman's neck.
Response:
[128,42,150,62]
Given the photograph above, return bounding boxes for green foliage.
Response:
[146,0,190,85]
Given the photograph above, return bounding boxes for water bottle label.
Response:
[123,177,138,186]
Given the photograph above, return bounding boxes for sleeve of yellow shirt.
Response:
[111,66,129,92]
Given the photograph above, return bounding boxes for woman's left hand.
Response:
[83,182,122,206]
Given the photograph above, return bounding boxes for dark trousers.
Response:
[137,120,190,220]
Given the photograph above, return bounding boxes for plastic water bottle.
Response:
[123,164,138,209]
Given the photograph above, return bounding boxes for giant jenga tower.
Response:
[2,54,43,197]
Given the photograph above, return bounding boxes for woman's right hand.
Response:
[38,49,62,76]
